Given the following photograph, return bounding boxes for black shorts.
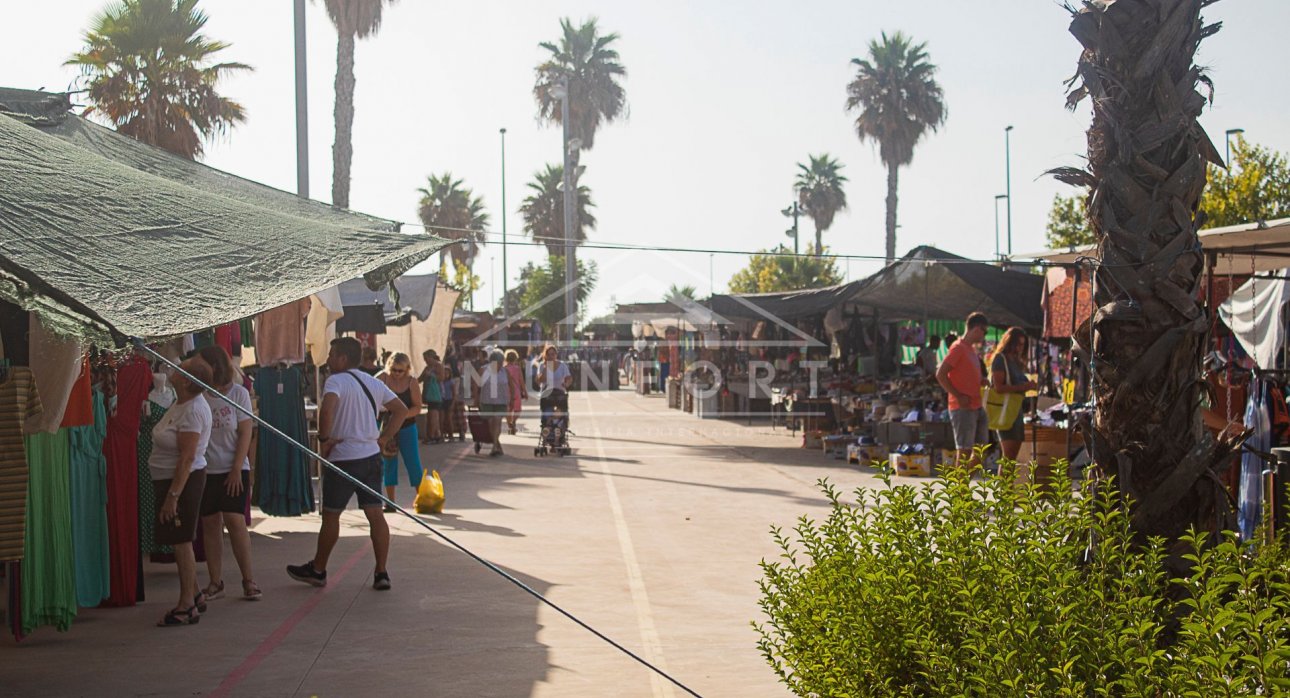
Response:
[321,454,384,512]
[153,470,207,546]
[199,470,250,517]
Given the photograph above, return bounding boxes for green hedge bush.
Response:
[755,465,1290,697]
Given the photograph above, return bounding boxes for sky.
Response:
[6,0,1290,319]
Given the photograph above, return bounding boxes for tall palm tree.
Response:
[67,0,250,160]
[665,284,697,302]
[845,32,946,262]
[795,154,849,256]
[321,0,397,209]
[1056,0,1232,546]
[533,17,627,152]
[417,173,489,268]
[519,164,597,257]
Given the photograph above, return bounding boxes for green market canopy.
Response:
[0,88,451,344]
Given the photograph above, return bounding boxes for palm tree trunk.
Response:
[815,222,822,257]
[1066,0,1234,547]
[332,31,356,209]
[884,161,899,263]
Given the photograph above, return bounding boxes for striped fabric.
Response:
[0,367,42,561]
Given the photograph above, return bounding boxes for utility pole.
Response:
[500,127,508,323]
[1005,125,1014,256]
[782,202,801,255]
[293,0,309,199]
[558,77,577,345]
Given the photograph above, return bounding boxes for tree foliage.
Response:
[794,154,849,255]
[846,31,946,262]
[533,17,627,151]
[516,256,599,333]
[518,164,596,256]
[1044,192,1094,249]
[665,284,697,302]
[728,245,842,294]
[67,0,251,160]
[440,258,480,310]
[417,172,489,268]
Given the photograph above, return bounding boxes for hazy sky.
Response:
[7,0,1288,318]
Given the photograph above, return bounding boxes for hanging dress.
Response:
[101,356,151,606]
[68,387,110,607]
[137,399,173,558]
[22,429,76,634]
[0,367,41,562]
[254,366,314,516]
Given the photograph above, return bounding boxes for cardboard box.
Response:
[935,449,960,468]
[847,444,889,468]
[823,435,853,457]
[803,430,826,450]
[893,453,932,477]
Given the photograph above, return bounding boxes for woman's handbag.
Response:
[984,359,1023,431]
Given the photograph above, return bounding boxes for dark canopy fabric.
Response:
[338,274,438,324]
[707,280,867,321]
[846,246,1044,328]
[0,91,451,343]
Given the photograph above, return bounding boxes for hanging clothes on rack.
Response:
[138,397,173,559]
[21,429,76,634]
[0,367,41,562]
[60,357,94,429]
[214,321,242,358]
[68,387,110,607]
[1239,378,1272,541]
[255,365,314,516]
[101,355,151,606]
[255,298,311,366]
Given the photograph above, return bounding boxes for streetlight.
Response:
[1005,125,1014,256]
[499,127,508,323]
[1225,128,1245,168]
[551,78,577,343]
[293,0,308,199]
[782,202,801,255]
[994,194,1008,260]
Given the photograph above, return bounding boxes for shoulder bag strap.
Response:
[344,370,380,421]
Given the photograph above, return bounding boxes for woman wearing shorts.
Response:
[196,346,260,602]
[150,357,214,627]
[378,353,423,509]
[989,327,1037,462]
[475,349,510,456]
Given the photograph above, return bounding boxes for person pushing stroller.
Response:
[536,345,573,454]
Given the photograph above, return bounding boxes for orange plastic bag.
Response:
[414,469,445,514]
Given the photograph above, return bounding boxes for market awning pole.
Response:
[131,339,704,698]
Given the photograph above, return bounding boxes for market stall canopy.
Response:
[0,89,451,344]
[337,273,438,325]
[845,246,1044,328]
[1012,217,1290,276]
[707,280,866,322]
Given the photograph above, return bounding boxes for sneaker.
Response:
[286,561,327,587]
[373,571,391,591]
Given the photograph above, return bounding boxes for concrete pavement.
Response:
[0,388,885,697]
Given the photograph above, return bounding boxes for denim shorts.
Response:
[322,454,385,512]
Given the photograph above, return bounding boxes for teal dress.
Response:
[68,388,110,607]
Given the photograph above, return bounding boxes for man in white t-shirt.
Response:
[288,337,408,591]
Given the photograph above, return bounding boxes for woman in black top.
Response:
[989,327,1037,461]
[378,353,423,508]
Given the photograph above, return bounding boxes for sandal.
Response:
[157,605,201,627]
[203,581,225,600]
[194,591,208,613]
[242,580,263,601]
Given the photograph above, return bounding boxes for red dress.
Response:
[101,356,150,606]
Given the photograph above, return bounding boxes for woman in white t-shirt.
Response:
[196,346,261,602]
[150,357,214,627]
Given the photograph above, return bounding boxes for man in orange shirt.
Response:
[936,313,990,468]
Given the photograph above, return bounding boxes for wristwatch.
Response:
[168,490,181,499]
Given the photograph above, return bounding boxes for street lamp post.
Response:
[1225,128,1245,168]
[994,194,1008,261]
[782,202,801,255]
[1005,125,1014,256]
[499,127,508,323]
[554,77,577,344]
[293,0,308,199]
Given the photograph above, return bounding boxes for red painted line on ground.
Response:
[208,543,368,697]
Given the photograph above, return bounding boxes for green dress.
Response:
[68,388,110,607]
[22,429,76,633]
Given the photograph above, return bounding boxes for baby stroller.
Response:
[535,391,572,457]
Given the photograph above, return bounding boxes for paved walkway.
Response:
[1,388,884,697]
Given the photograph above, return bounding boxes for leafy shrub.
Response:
[755,464,1290,697]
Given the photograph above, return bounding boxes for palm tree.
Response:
[533,17,627,151]
[666,284,697,303]
[795,154,849,256]
[519,164,597,257]
[845,32,946,262]
[1056,0,1230,545]
[321,0,397,209]
[67,0,251,160]
[417,173,489,268]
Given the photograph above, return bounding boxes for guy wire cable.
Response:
[133,339,705,698]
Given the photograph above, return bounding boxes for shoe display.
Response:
[286,560,328,587]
